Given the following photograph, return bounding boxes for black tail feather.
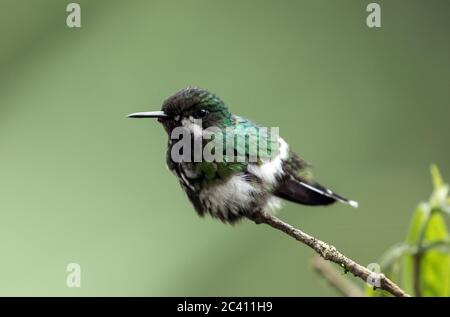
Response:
[274,178,358,208]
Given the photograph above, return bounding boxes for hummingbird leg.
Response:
[246,210,264,225]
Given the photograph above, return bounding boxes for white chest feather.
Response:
[199,174,259,217]
[198,173,282,221]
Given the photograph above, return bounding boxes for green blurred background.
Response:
[0,0,449,296]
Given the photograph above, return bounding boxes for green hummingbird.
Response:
[128,88,358,224]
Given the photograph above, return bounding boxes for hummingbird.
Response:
[128,88,358,224]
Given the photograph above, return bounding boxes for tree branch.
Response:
[311,256,364,297]
[247,212,410,297]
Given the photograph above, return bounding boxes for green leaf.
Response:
[430,164,444,190]
[402,205,427,295]
[368,165,450,297]
[402,206,450,296]
[405,204,430,245]
[430,185,449,209]
[429,164,450,213]
[421,213,450,296]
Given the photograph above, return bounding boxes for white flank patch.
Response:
[264,196,283,213]
[200,174,259,217]
[247,138,289,185]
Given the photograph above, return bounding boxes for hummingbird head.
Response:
[128,88,233,135]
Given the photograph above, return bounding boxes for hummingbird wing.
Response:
[228,116,358,208]
[274,152,358,208]
[274,175,357,206]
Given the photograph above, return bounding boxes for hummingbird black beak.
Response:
[127,111,169,119]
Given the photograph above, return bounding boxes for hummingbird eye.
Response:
[192,109,209,119]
